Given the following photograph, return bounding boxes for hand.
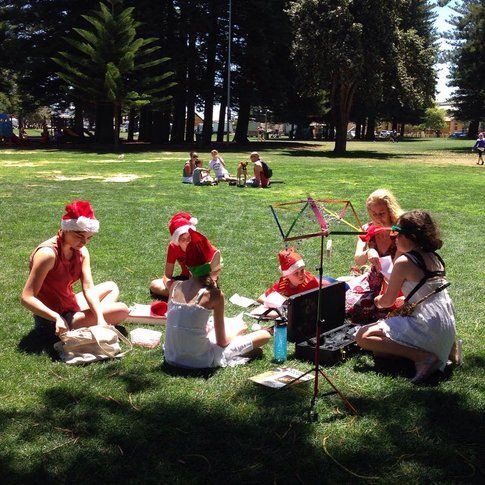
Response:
[367,248,381,271]
[55,315,68,336]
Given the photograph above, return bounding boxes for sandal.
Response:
[411,354,441,384]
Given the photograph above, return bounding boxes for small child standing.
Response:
[208,149,230,181]
[150,212,198,299]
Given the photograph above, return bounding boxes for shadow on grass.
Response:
[17,327,60,361]
[0,357,483,483]
[281,149,433,160]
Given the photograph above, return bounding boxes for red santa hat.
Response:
[150,300,167,317]
[169,212,198,245]
[185,229,221,277]
[279,247,305,276]
[61,200,99,233]
[359,225,391,242]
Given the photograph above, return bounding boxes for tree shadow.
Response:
[281,148,429,160]
[1,356,483,483]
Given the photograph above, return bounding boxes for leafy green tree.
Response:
[52,0,174,144]
[445,0,484,138]
[421,105,447,134]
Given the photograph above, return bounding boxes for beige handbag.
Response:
[54,325,132,365]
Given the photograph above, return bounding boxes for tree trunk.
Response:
[202,2,219,145]
[185,18,196,143]
[95,102,114,143]
[332,81,355,154]
[152,110,164,144]
[127,107,136,142]
[233,98,251,144]
[355,122,361,140]
[392,118,398,131]
[216,70,228,142]
[73,102,84,138]
[365,116,376,140]
[138,107,152,142]
[468,119,479,139]
[114,103,121,148]
[400,123,405,138]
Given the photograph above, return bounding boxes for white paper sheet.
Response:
[380,255,394,280]
[229,293,257,308]
[263,291,287,309]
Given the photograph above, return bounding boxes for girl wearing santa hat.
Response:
[150,212,198,300]
[21,200,129,338]
[163,229,271,368]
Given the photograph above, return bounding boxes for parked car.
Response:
[448,131,468,139]
[347,130,356,140]
[378,130,392,139]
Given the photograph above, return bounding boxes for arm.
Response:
[218,157,226,167]
[164,262,175,279]
[354,233,381,271]
[21,248,69,335]
[184,164,191,176]
[211,290,230,347]
[253,163,263,185]
[374,255,408,308]
[79,247,107,326]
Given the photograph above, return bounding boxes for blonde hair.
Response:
[211,149,219,156]
[366,189,403,225]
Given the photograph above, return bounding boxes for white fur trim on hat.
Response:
[280,258,305,277]
[171,223,196,245]
[61,216,100,233]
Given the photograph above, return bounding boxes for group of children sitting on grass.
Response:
[182,149,271,188]
[21,192,457,384]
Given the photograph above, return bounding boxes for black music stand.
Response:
[269,198,363,418]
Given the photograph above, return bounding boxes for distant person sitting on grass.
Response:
[208,149,230,181]
[21,200,129,339]
[163,229,271,368]
[182,151,197,183]
[192,159,215,186]
[150,212,198,300]
[248,151,270,188]
[472,132,484,165]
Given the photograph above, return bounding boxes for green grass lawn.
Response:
[1,138,483,483]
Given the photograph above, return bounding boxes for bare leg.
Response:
[356,323,430,362]
[71,302,130,329]
[356,323,440,383]
[249,329,271,348]
[150,278,169,298]
[75,281,120,310]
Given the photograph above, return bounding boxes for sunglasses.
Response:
[390,225,410,237]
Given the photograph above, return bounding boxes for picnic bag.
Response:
[54,325,132,365]
[261,161,273,178]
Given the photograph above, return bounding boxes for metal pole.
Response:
[226,0,232,143]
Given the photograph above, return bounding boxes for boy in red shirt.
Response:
[259,247,327,302]
[150,212,198,299]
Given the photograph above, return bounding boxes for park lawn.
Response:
[0,138,483,484]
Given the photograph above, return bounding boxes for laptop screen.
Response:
[285,281,346,343]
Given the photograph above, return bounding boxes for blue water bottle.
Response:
[273,318,288,364]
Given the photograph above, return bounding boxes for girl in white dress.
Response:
[356,210,456,384]
[164,229,270,368]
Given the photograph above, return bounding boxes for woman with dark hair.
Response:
[163,229,271,368]
[356,210,456,383]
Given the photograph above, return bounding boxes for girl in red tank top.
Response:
[21,200,129,337]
